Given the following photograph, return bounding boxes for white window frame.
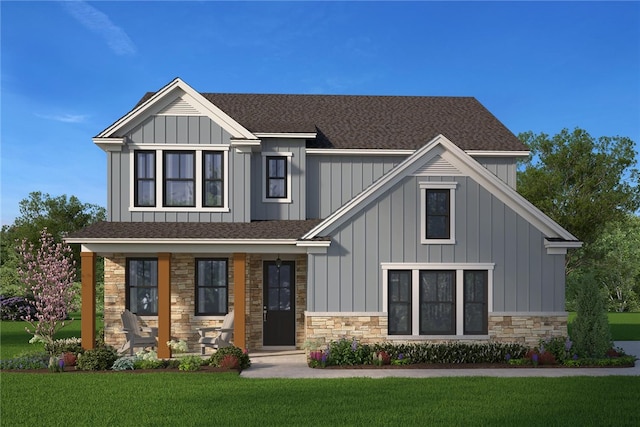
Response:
[262,152,293,203]
[420,181,457,244]
[381,262,494,338]
[129,144,230,212]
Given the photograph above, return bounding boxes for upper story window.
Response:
[203,152,224,207]
[134,151,156,207]
[164,151,195,207]
[262,152,293,203]
[420,182,457,244]
[131,146,229,212]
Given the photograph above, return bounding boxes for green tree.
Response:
[518,128,640,255]
[571,274,612,358]
[1,192,106,297]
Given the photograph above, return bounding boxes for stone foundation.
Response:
[304,313,568,348]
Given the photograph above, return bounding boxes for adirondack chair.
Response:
[120,309,158,355]
[196,310,234,355]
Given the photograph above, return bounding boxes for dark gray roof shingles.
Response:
[67,220,324,240]
[133,91,527,151]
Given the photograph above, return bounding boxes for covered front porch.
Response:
[79,250,313,358]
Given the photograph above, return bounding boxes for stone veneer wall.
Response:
[304,314,568,347]
[103,254,235,353]
[245,254,307,351]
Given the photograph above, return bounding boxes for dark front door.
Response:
[263,261,295,346]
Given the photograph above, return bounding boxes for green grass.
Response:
[0,313,103,359]
[1,374,638,426]
[568,312,640,341]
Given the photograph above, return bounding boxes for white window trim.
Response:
[129,145,230,212]
[419,181,457,244]
[262,152,293,203]
[381,262,494,337]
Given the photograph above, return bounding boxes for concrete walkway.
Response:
[240,341,640,379]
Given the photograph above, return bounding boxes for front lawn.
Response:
[0,313,102,359]
[1,374,639,426]
[568,312,640,341]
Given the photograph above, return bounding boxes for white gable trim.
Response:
[94,78,258,142]
[302,134,580,245]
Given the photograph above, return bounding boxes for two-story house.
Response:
[67,78,581,357]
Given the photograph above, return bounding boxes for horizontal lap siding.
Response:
[308,175,565,313]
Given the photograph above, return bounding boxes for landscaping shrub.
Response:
[219,355,240,370]
[45,337,83,356]
[134,358,164,370]
[371,342,528,365]
[571,277,612,358]
[0,351,48,370]
[76,346,118,371]
[539,336,574,363]
[326,338,373,366]
[208,346,251,370]
[178,355,203,371]
[0,295,35,320]
[112,356,137,371]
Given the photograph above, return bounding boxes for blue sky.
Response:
[1,1,639,225]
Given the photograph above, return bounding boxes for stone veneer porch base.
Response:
[304,312,568,347]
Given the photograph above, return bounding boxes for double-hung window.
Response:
[164,151,195,207]
[134,151,156,207]
[203,152,224,207]
[262,152,292,203]
[383,264,492,337]
[420,182,457,244]
[195,259,228,315]
[126,258,158,315]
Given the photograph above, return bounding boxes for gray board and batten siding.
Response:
[250,139,307,221]
[307,173,566,314]
[108,115,250,222]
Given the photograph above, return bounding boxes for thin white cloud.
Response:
[36,113,89,123]
[60,1,136,56]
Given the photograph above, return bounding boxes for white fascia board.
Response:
[95,78,258,142]
[306,148,414,156]
[466,150,530,157]
[303,133,580,243]
[296,240,331,247]
[93,137,125,152]
[67,238,298,245]
[77,242,308,255]
[255,132,317,139]
[438,140,580,241]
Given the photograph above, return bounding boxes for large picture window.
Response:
[195,259,228,315]
[419,271,456,335]
[134,151,156,207]
[126,258,158,315]
[383,263,492,337]
[164,151,195,207]
[203,152,224,207]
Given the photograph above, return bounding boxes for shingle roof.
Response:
[136,92,527,151]
[66,220,324,241]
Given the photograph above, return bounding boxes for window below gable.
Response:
[130,146,229,212]
[262,152,293,203]
[382,263,493,338]
[420,182,457,244]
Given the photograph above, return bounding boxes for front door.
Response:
[263,261,295,346]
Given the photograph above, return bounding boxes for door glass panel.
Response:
[268,289,279,310]
[279,288,291,310]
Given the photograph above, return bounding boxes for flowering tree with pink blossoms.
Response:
[17,228,78,355]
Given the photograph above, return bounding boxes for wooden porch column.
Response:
[80,252,96,350]
[157,253,171,358]
[233,253,246,350]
